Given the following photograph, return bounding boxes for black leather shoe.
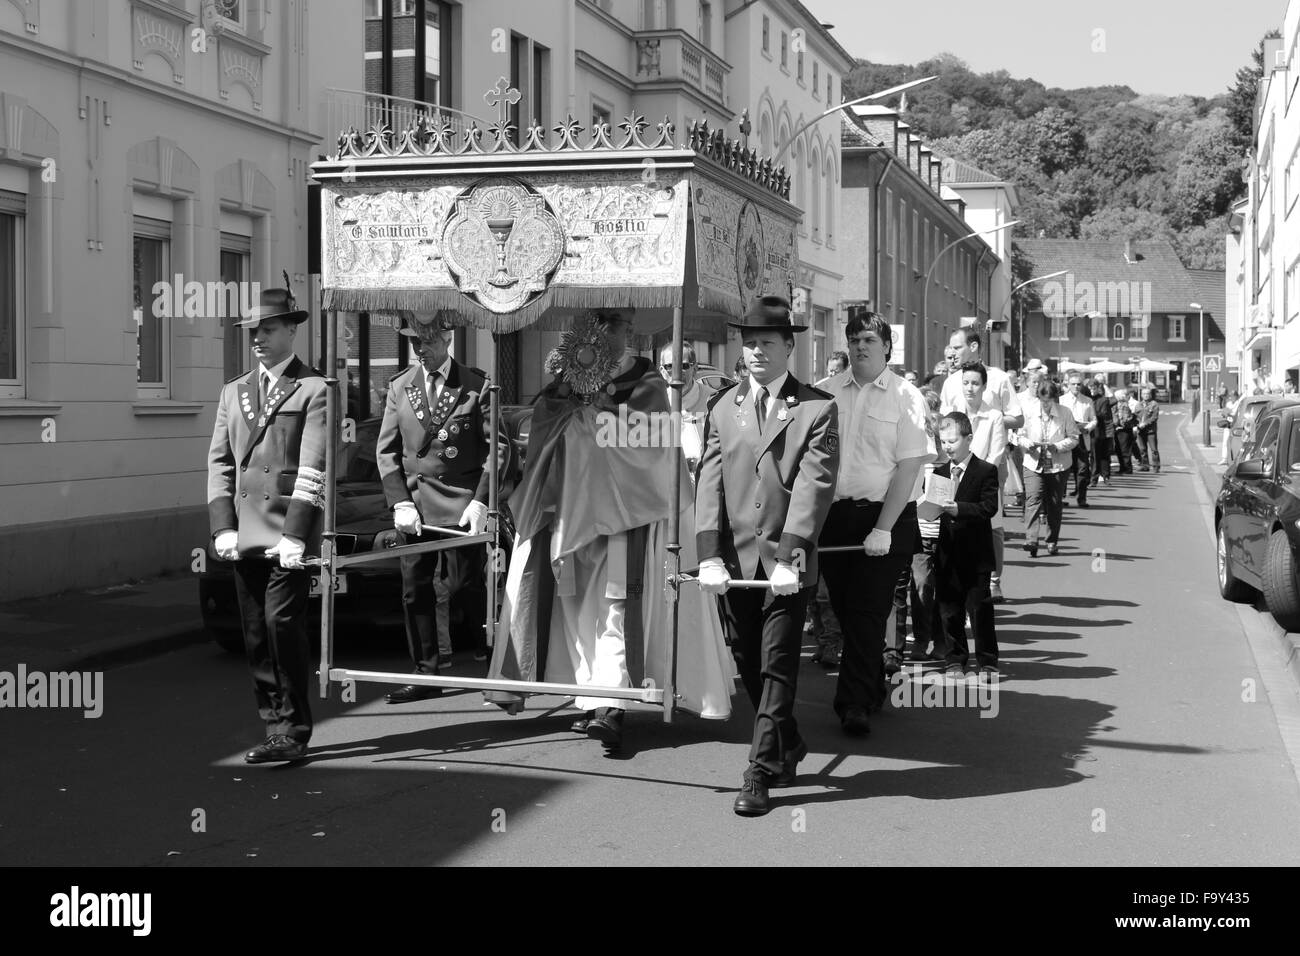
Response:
[771,739,808,788]
[571,711,595,734]
[733,767,771,816]
[245,734,308,764]
[385,683,444,704]
[585,707,624,748]
[841,706,871,737]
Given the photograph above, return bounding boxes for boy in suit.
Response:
[934,412,1000,683]
[696,295,839,817]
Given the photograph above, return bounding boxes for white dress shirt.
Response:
[257,354,296,400]
[823,366,931,501]
[425,356,451,406]
[750,371,789,424]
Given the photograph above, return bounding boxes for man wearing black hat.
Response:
[207,283,328,764]
[376,311,509,702]
[696,294,840,816]
[817,308,930,736]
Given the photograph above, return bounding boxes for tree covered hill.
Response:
[841,44,1272,270]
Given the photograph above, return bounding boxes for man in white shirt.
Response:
[818,308,931,735]
[1061,374,1098,508]
[939,331,1024,601]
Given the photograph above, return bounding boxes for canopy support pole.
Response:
[664,303,684,723]
[319,308,339,700]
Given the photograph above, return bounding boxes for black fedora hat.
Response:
[727,294,807,333]
[398,310,457,338]
[236,286,308,328]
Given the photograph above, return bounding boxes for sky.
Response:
[804,0,1287,98]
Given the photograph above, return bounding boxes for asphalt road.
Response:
[4,413,1300,866]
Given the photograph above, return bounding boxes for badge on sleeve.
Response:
[825,427,839,455]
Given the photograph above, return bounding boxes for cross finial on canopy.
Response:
[484,77,522,128]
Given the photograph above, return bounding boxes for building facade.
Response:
[1018,239,1221,401]
[0,0,362,600]
[340,0,853,404]
[840,105,999,377]
[1229,5,1300,392]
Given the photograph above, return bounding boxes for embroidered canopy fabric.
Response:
[312,115,800,334]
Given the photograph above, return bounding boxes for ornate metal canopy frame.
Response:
[309,81,801,724]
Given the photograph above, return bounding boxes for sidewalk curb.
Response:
[1180,416,1300,691]
[0,619,211,675]
[59,621,211,674]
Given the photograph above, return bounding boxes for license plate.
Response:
[309,572,349,597]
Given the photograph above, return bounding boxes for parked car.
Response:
[1215,401,1300,631]
[694,364,737,394]
[1218,395,1300,464]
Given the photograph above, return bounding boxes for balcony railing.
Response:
[320,88,483,148]
[632,30,728,107]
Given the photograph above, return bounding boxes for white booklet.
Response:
[916,473,954,521]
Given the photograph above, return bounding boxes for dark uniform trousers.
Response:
[819,499,919,715]
[398,528,449,672]
[718,571,809,778]
[233,560,313,742]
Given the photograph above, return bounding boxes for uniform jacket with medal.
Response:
[207,356,329,556]
[695,375,840,587]
[376,359,509,526]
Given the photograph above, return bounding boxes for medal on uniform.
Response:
[446,446,459,459]
[438,428,449,441]
[416,410,424,420]
[777,405,788,421]
[450,424,460,435]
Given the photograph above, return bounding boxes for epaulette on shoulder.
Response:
[805,383,834,402]
[706,381,739,411]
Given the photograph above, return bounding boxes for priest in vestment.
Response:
[486,311,734,747]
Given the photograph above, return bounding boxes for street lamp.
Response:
[772,75,939,163]
[1007,270,1069,370]
[920,220,1020,371]
[1191,301,1203,413]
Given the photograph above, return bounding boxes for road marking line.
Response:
[1177,419,1300,796]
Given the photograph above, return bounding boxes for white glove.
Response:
[697,558,732,594]
[214,530,240,562]
[863,528,892,557]
[266,536,305,570]
[769,562,801,596]
[460,500,489,535]
[394,501,423,535]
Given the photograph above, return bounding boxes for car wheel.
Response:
[210,628,245,655]
[1218,524,1255,602]
[1262,530,1300,631]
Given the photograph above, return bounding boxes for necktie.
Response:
[427,370,440,408]
[952,464,963,489]
[756,386,769,433]
[259,372,270,415]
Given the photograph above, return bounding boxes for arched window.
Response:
[809,143,821,241]
[759,112,773,160]
[824,153,835,246]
